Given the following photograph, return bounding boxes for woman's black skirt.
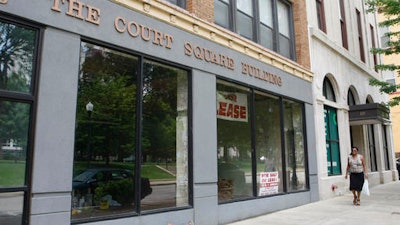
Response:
[349,172,364,191]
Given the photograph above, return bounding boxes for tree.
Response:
[366,0,400,106]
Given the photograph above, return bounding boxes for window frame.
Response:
[216,78,309,204]
[356,9,365,63]
[338,0,348,49]
[316,0,326,33]
[71,39,193,223]
[164,0,186,8]
[370,24,378,72]
[214,0,296,60]
[0,15,43,225]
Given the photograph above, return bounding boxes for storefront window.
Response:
[283,99,307,191]
[72,42,190,220]
[216,79,309,201]
[217,81,252,202]
[254,92,283,196]
[141,60,190,210]
[0,18,38,225]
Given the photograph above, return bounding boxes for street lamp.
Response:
[86,102,93,165]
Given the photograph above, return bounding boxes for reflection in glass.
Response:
[72,43,190,220]
[283,99,307,191]
[141,60,189,211]
[0,20,35,93]
[217,81,252,202]
[72,43,139,219]
[254,92,283,196]
[214,0,230,29]
[0,192,24,225]
[0,101,29,188]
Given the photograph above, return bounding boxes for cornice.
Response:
[111,0,313,82]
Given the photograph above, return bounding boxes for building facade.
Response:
[0,1,396,225]
[0,1,316,225]
[307,0,398,200]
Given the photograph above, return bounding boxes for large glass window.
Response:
[0,18,39,225]
[283,99,307,191]
[72,42,190,221]
[214,0,295,60]
[217,81,252,201]
[254,92,283,196]
[217,80,308,202]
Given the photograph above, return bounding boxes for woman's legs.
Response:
[356,191,361,205]
[352,190,357,204]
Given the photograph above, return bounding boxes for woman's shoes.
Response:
[356,199,360,206]
[353,197,357,205]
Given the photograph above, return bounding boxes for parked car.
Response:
[396,158,400,179]
[72,168,152,200]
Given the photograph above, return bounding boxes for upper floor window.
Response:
[323,77,336,102]
[338,0,348,49]
[214,0,295,60]
[356,9,365,63]
[347,89,356,106]
[316,0,326,33]
[370,24,378,71]
[164,0,186,8]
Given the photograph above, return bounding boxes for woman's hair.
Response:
[350,146,359,155]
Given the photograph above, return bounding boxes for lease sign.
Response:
[217,91,248,122]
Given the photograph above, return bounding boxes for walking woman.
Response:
[345,146,368,205]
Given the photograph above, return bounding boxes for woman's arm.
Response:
[361,155,368,178]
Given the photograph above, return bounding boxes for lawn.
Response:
[0,160,26,186]
[73,161,175,180]
[0,160,175,188]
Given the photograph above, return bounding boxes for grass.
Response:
[0,160,175,188]
[0,160,26,186]
[73,161,175,180]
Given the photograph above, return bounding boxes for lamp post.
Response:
[86,102,93,166]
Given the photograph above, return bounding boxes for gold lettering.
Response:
[194,46,204,59]
[220,55,227,67]
[114,17,126,33]
[184,42,193,56]
[211,52,218,64]
[66,0,85,20]
[85,4,100,25]
[51,0,65,12]
[127,21,140,37]
[114,16,174,49]
[152,29,164,46]
[164,34,173,49]
[242,62,248,74]
[204,49,212,62]
[228,58,234,70]
[141,26,152,41]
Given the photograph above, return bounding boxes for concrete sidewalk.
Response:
[226,181,400,225]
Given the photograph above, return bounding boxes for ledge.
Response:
[111,0,313,82]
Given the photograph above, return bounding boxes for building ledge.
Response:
[111,0,313,82]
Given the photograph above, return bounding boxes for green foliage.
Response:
[94,179,135,206]
[366,1,400,106]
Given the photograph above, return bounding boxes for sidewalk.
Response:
[226,181,400,225]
